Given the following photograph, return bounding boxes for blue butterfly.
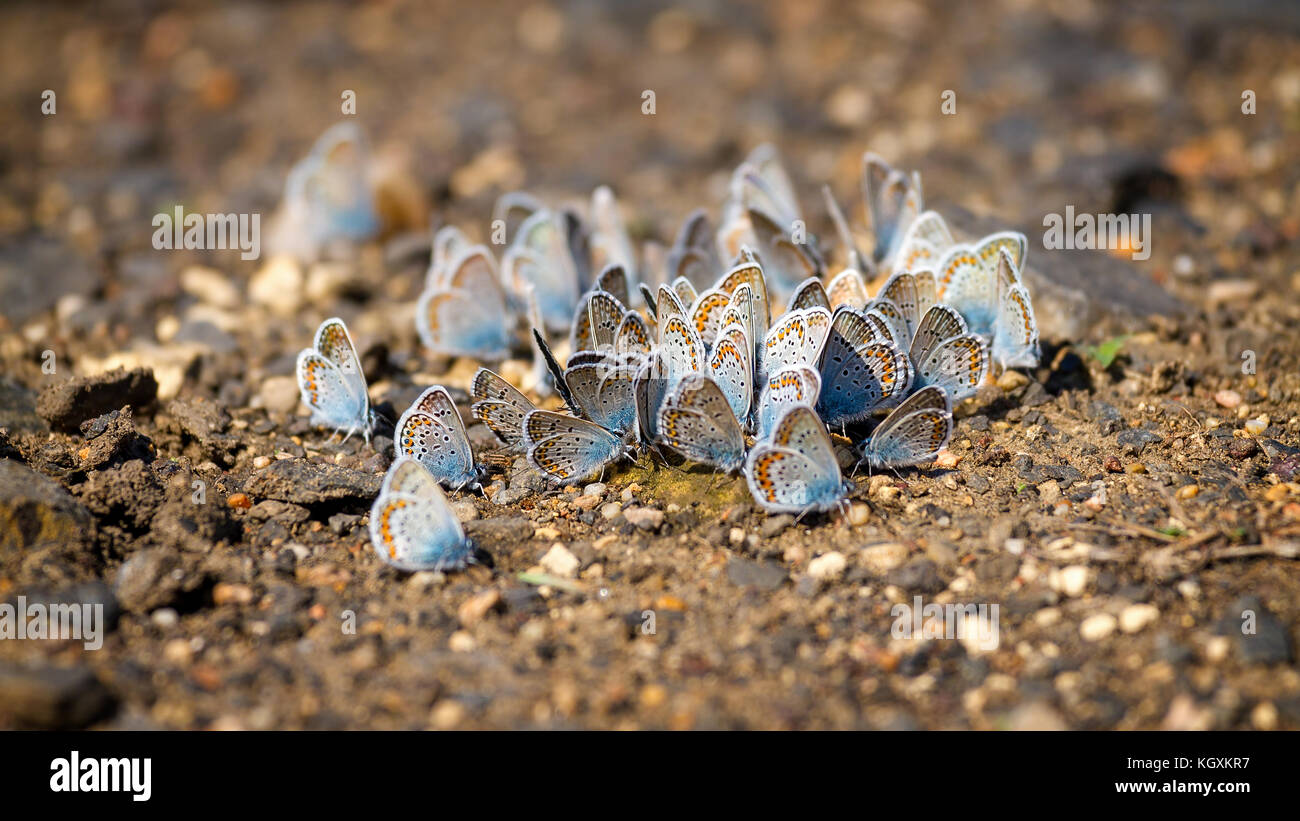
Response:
[934,231,1027,338]
[755,365,821,441]
[416,244,513,360]
[657,374,746,473]
[908,304,989,402]
[296,317,374,443]
[814,307,912,427]
[271,122,380,261]
[394,386,482,492]
[564,355,639,436]
[991,249,1040,369]
[745,405,850,515]
[524,409,630,485]
[369,457,476,572]
[503,209,582,333]
[859,386,953,470]
[471,367,536,451]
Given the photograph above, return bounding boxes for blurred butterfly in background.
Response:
[270,122,380,263]
[394,386,483,492]
[416,244,513,360]
[503,209,582,332]
[657,374,747,473]
[369,457,476,572]
[991,248,1041,370]
[296,316,374,443]
[746,405,850,515]
[666,208,722,292]
[858,385,953,470]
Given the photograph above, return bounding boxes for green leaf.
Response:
[1083,335,1129,369]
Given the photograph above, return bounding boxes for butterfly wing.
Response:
[524,410,624,484]
[657,375,746,472]
[707,324,753,422]
[296,350,367,432]
[370,458,472,571]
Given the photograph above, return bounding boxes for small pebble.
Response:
[600,502,623,521]
[807,551,847,580]
[1079,613,1117,641]
[583,483,606,497]
[539,543,580,578]
[1214,389,1242,409]
[1119,603,1159,634]
[623,506,665,531]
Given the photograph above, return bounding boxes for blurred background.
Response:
[3,0,1299,334]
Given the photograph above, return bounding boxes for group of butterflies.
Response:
[289,137,1041,572]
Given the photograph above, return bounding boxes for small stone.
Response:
[457,590,501,627]
[151,608,179,628]
[847,503,871,526]
[725,558,786,590]
[1244,416,1269,436]
[430,699,466,729]
[623,506,665,531]
[212,583,254,605]
[1037,480,1062,505]
[226,492,252,510]
[1214,389,1242,409]
[1080,613,1117,641]
[860,542,909,573]
[997,370,1029,391]
[807,551,847,580]
[583,483,607,497]
[877,485,902,503]
[448,631,477,653]
[0,460,94,552]
[258,376,301,415]
[539,543,580,578]
[934,450,961,469]
[1176,484,1200,500]
[1007,701,1068,731]
[1117,428,1162,456]
[1104,455,1123,473]
[180,265,241,309]
[1049,565,1089,597]
[728,527,746,546]
[760,514,794,538]
[1250,701,1278,731]
[533,526,561,541]
[1227,438,1258,460]
[573,494,602,511]
[249,255,303,316]
[1119,603,1159,634]
[600,502,623,520]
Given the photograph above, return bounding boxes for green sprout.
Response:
[1082,335,1129,369]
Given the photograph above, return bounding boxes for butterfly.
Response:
[934,231,1027,337]
[657,374,747,473]
[503,209,582,332]
[858,385,953,470]
[588,186,639,292]
[788,277,831,312]
[524,409,629,485]
[707,324,753,423]
[415,244,513,360]
[908,304,989,401]
[471,368,537,451]
[666,208,721,291]
[875,269,938,342]
[369,457,476,572]
[891,210,954,275]
[991,249,1040,369]
[689,287,733,350]
[755,365,821,441]
[862,152,922,267]
[270,122,380,262]
[395,386,483,492]
[821,184,871,274]
[296,316,374,443]
[826,268,870,310]
[745,405,851,515]
[815,306,912,427]
[763,306,832,376]
[563,355,640,435]
[718,144,802,261]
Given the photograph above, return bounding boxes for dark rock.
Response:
[76,459,165,534]
[243,459,381,506]
[1116,427,1162,456]
[966,473,991,493]
[114,548,186,612]
[725,558,787,591]
[464,515,533,544]
[0,459,94,553]
[0,662,115,729]
[149,498,240,552]
[36,367,158,433]
[1021,382,1051,407]
[77,407,154,469]
[1216,595,1293,665]
[760,514,794,538]
[247,500,310,524]
[1226,438,1258,460]
[161,398,240,467]
[886,558,944,594]
[966,415,990,432]
[1085,400,1125,435]
[328,512,362,535]
[0,379,48,435]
